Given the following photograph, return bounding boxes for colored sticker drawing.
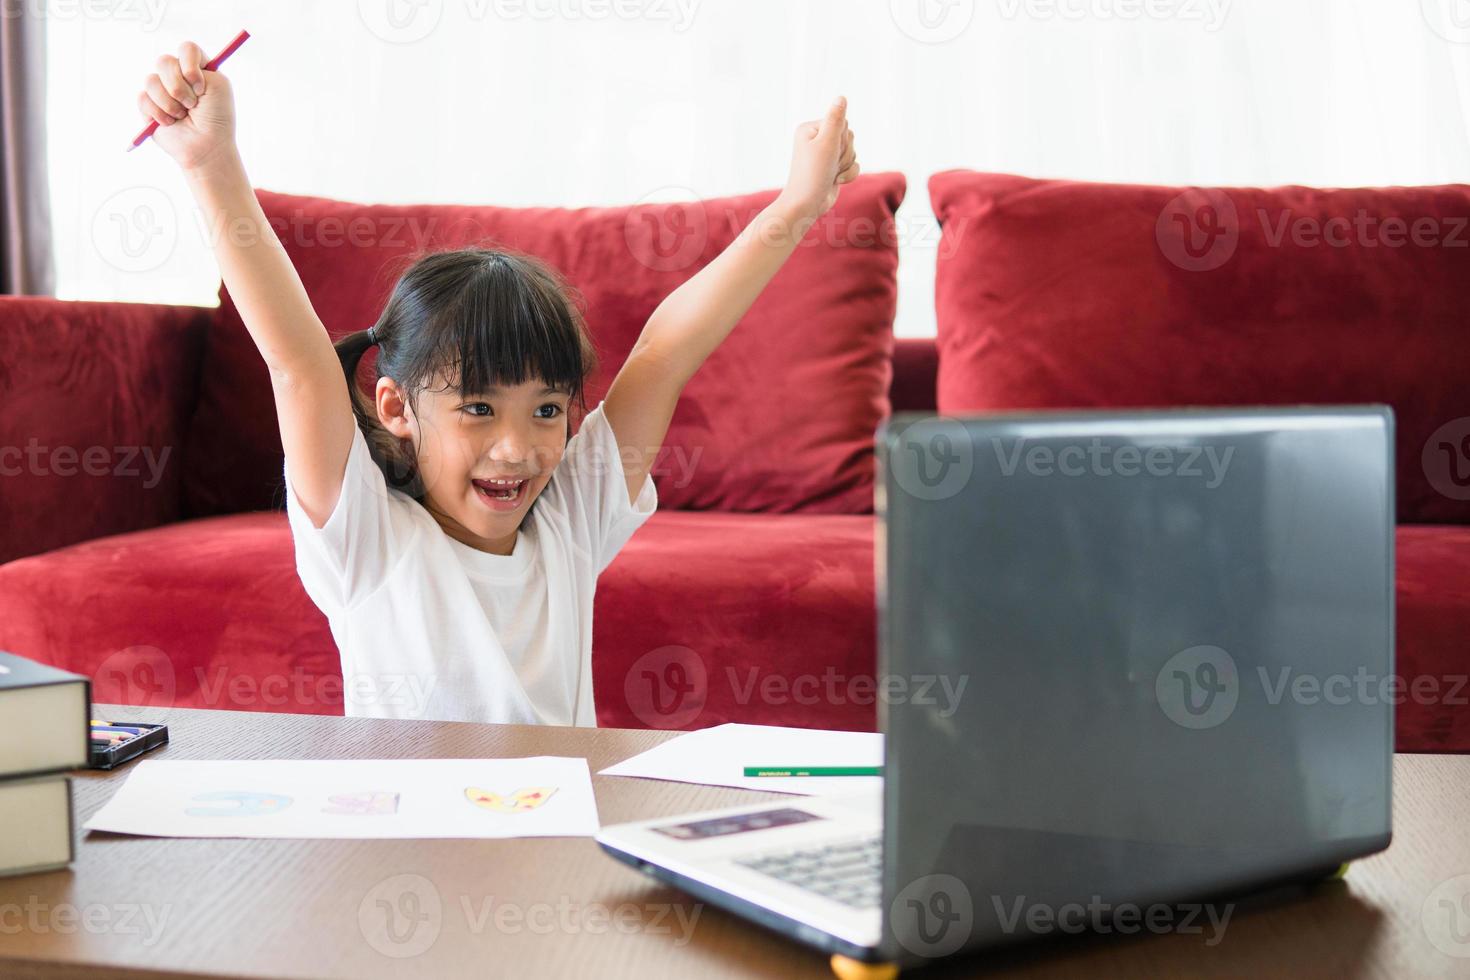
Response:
[322,792,400,816]
[185,790,293,817]
[465,786,558,813]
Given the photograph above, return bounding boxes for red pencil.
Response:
[128,29,251,152]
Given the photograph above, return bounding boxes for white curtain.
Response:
[47,0,1470,336]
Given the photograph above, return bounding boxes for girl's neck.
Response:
[424,500,519,556]
[446,525,517,556]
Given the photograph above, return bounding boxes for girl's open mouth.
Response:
[472,478,529,511]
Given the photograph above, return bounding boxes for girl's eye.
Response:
[535,404,563,420]
[462,403,491,417]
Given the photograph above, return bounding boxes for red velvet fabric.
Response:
[0,510,878,732]
[591,510,878,731]
[1394,525,1470,752]
[182,175,906,518]
[1,506,1464,750]
[929,170,1470,525]
[0,297,210,565]
[0,514,342,714]
[890,337,938,413]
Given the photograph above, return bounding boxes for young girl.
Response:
[137,41,860,727]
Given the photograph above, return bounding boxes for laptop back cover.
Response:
[876,408,1393,964]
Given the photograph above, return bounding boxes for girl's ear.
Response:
[375,377,415,440]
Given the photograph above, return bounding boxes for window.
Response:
[47,0,1470,336]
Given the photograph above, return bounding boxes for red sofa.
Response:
[2,171,1467,752]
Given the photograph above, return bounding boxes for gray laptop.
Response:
[597,407,1394,967]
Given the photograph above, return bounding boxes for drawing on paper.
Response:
[321,791,400,815]
[464,786,558,813]
[184,790,293,817]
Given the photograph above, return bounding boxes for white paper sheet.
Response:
[598,723,883,796]
[83,758,600,839]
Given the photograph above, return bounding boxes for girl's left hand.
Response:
[778,96,860,221]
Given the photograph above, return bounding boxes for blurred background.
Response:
[23,0,1470,335]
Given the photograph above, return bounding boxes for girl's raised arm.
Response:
[603,97,859,506]
[138,42,355,529]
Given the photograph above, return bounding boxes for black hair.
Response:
[334,247,598,499]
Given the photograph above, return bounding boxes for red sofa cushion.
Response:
[1,514,1464,750]
[1395,525,1470,751]
[0,297,210,565]
[590,510,878,731]
[182,175,905,518]
[0,510,879,731]
[929,170,1470,525]
[0,514,342,714]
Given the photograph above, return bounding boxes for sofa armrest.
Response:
[0,297,213,564]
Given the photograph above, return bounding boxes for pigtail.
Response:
[332,327,425,498]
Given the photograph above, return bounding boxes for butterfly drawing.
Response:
[464,786,558,813]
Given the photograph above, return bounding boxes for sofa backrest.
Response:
[182,175,907,518]
[930,170,1470,525]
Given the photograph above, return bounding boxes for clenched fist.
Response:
[779,97,860,221]
[137,41,236,171]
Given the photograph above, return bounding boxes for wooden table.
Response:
[2,706,1467,979]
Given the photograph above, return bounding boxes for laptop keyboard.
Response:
[735,835,882,909]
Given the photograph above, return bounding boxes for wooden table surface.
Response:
[2,706,1468,979]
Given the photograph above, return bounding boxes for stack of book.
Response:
[0,651,90,877]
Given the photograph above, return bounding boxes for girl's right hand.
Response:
[137,42,236,171]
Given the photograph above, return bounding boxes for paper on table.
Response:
[83,758,600,839]
[598,723,883,796]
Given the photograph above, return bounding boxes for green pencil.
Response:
[743,766,883,777]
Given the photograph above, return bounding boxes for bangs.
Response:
[406,252,590,400]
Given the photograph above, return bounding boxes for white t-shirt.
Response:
[283,401,657,726]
